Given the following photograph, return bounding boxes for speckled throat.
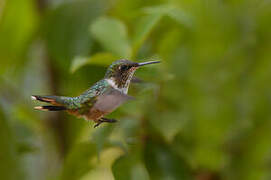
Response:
[109,67,137,93]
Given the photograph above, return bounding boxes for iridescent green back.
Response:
[67,79,111,110]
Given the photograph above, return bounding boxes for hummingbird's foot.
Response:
[94,118,117,128]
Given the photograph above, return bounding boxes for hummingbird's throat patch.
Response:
[106,78,129,94]
[106,68,136,94]
[106,78,119,90]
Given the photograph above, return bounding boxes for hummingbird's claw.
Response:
[94,118,117,128]
[102,118,117,123]
[94,122,101,128]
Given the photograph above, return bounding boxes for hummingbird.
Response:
[32,59,160,127]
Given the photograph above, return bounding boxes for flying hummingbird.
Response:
[31,59,160,127]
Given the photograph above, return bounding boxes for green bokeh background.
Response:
[0,0,271,179]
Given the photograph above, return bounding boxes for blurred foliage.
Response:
[0,0,271,180]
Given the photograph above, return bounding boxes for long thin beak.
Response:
[137,61,160,67]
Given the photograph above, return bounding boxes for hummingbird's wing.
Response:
[131,76,143,83]
[93,88,134,112]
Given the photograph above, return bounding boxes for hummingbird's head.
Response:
[104,59,160,92]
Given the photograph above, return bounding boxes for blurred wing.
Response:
[131,76,143,83]
[93,89,134,112]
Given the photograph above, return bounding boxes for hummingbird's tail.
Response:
[31,95,70,111]
[34,105,67,111]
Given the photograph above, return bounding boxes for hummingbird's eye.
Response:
[120,65,129,71]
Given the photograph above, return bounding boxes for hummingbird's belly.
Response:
[68,108,110,122]
[84,108,110,121]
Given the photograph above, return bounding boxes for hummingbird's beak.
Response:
[137,61,160,67]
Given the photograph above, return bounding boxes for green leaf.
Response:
[0,108,24,180]
[45,0,106,67]
[144,138,191,180]
[131,14,162,53]
[70,52,116,73]
[90,17,131,58]
[0,0,38,74]
[60,142,96,180]
[92,124,115,156]
[143,4,193,28]
[167,7,193,28]
[130,4,192,55]
[112,154,149,180]
[150,111,188,142]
